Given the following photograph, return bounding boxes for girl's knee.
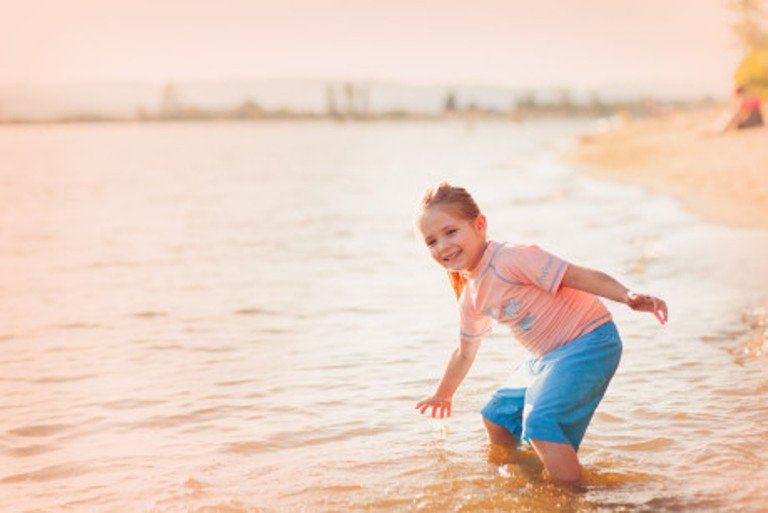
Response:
[529,438,581,483]
[482,416,517,446]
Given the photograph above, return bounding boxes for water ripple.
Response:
[7,423,73,437]
[612,437,676,452]
[98,398,164,411]
[225,425,388,454]
[27,373,99,384]
[130,311,168,319]
[0,463,91,484]
[4,443,56,457]
[733,305,768,362]
[234,307,280,316]
[53,322,102,330]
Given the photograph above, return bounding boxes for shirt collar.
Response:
[463,240,497,280]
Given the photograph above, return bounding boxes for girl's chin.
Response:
[434,255,467,271]
[443,261,467,272]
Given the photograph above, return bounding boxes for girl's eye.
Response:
[426,240,436,247]
[447,228,457,235]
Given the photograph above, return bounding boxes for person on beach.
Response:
[721,86,764,131]
[414,183,668,483]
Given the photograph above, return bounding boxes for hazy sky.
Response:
[1,0,743,95]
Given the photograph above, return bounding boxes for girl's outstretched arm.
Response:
[562,264,668,324]
[415,337,481,418]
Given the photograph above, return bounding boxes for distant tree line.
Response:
[731,0,768,97]
[0,82,721,125]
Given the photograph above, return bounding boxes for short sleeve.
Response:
[459,292,493,340]
[505,245,569,294]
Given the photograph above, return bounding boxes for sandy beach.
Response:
[567,109,768,230]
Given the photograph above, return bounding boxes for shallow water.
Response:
[1,120,767,512]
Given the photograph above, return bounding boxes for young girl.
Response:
[414,183,668,483]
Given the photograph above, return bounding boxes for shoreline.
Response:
[566,109,768,230]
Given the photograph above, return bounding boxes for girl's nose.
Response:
[438,241,454,257]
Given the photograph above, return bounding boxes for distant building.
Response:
[444,91,458,112]
[326,85,339,118]
[343,82,356,117]
[160,83,182,117]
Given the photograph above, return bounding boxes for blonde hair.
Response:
[419,183,482,300]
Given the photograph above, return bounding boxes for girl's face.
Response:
[418,206,488,272]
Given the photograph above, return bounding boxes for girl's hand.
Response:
[627,291,668,324]
[415,395,452,418]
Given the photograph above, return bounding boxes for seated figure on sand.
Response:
[719,86,764,131]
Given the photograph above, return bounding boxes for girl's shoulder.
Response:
[493,241,545,259]
[485,241,531,273]
[492,241,564,280]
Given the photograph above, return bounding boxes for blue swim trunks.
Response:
[480,321,622,451]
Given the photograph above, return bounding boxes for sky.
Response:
[0,0,745,96]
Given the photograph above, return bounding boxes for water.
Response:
[1,120,767,512]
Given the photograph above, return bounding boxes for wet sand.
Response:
[566,109,768,230]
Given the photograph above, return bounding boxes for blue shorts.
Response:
[480,321,622,451]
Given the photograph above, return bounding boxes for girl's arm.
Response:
[415,337,481,418]
[562,264,668,324]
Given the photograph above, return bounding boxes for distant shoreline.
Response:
[566,109,768,230]
[0,95,716,126]
[0,110,590,126]
[0,111,508,126]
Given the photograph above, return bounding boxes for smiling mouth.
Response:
[442,249,462,264]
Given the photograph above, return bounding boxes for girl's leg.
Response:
[523,324,623,483]
[482,416,517,446]
[529,438,581,483]
[484,417,532,468]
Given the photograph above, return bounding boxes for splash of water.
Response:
[738,305,768,360]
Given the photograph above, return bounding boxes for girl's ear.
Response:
[474,214,488,234]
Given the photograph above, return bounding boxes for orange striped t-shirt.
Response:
[459,240,612,357]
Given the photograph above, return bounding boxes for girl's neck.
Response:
[463,240,490,277]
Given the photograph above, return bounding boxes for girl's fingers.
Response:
[656,300,669,324]
[415,398,452,416]
[649,298,666,324]
[416,400,433,412]
[644,296,655,310]
[630,294,669,325]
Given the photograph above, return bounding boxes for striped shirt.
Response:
[459,240,612,357]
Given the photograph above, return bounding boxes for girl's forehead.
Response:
[424,204,464,218]
[418,206,466,228]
